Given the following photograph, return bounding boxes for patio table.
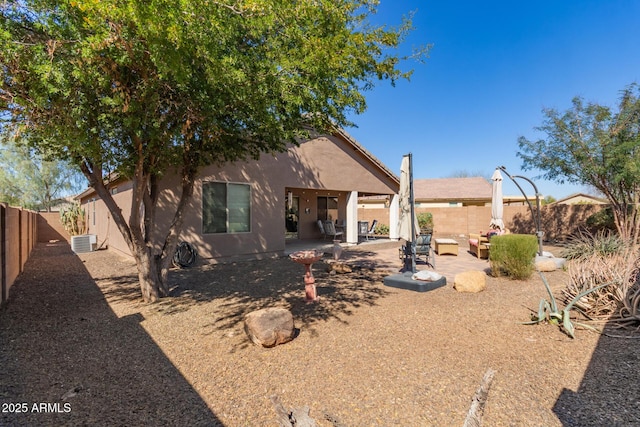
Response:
[434,238,459,256]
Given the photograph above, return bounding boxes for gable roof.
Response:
[332,127,399,186]
[413,177,492,201]
[548,192,608,205]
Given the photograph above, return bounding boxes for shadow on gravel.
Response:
[88,247,396,351]
[552,323,640,426]
[167,250,393,333]
[0,242,224,426]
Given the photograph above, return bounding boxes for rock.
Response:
[454,271,486,293]
[244,308,296,348]
[552,257,567,269]
[535,256,557,272]
[326,261,352,274]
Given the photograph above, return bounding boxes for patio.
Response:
[285,236,492,285]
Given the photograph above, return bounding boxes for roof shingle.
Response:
[413,177,492,201]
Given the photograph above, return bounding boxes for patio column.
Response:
[389,194,399,239]
[346,191,358,244]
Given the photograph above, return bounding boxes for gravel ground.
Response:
[1,241,639,426]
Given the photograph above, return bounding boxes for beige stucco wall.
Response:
[38,212,70,243]
[358,204,604,241]
[81,134,399,261]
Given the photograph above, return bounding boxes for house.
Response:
[359,177,492,208]
[548,193,608,205]
[77,128,401,261]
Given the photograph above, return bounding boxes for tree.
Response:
[447,170,491,180]
[541,195,556,206]
[0,137,84,211]
[0,1,427,302]
[518,84,640,243]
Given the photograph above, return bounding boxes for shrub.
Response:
[374,223,389,235]
[560,229,624,260]
[489,234,538,280]
[585,207,616,233]
[417,212,433,233]
[561,230,640,326]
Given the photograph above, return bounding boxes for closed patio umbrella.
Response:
[489,168,505,230]
[398,154,420,272]
[398,154,419,242]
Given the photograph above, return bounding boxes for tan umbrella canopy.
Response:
[398,154,419,242]
[489,168,505,230]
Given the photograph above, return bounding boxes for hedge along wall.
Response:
[1,204,38,305]
[358,204,605,240]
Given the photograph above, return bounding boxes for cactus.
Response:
[60,202,86,236]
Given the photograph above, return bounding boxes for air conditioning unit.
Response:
[71,234,97,254]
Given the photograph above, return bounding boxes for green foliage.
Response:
[374,223,389,235]
[517,83,640,243]
[0,137,84,210]
[541,195,556,206]
[60,202,86,236]
[585,206,617,233]
[489,234,538,280]
[0,1,427,301]
[417,212,433,232]
[560,229,624,260]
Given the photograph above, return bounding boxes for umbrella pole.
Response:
[408,153,416,273]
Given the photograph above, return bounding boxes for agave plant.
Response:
[525,271,611,338]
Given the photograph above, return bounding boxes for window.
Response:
[203,182,251,234]
[317,196,338,221]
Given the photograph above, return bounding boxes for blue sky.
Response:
[345,0,640,199]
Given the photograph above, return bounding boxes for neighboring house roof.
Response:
[413,177,491,201]
[548,193,608,205]
[74,172,124,201]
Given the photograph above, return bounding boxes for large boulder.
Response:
[535,257,557,272]
[326,261,352,274]
[244,307,296,348]
[454,271,486,293]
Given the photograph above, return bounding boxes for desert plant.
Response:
[585,207,616,233]
[374,223,389,235]
[525,272,611,338]
[60,202,86,236]
[489,234,538,279]
[560,229,624,260]
[417,212,433,233]
[562,232,640,327]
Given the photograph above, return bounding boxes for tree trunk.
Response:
[133,246,162,303]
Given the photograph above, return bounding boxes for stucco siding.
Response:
[80,133,400,261]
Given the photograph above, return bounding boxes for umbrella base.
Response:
[383,272,446,293]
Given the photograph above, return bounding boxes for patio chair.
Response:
[415,233,435,267]
[468,233,490,259]
[398,233,435,268]
[358,219,377,241]
[317,220,326,239]
[323,220,344,241]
